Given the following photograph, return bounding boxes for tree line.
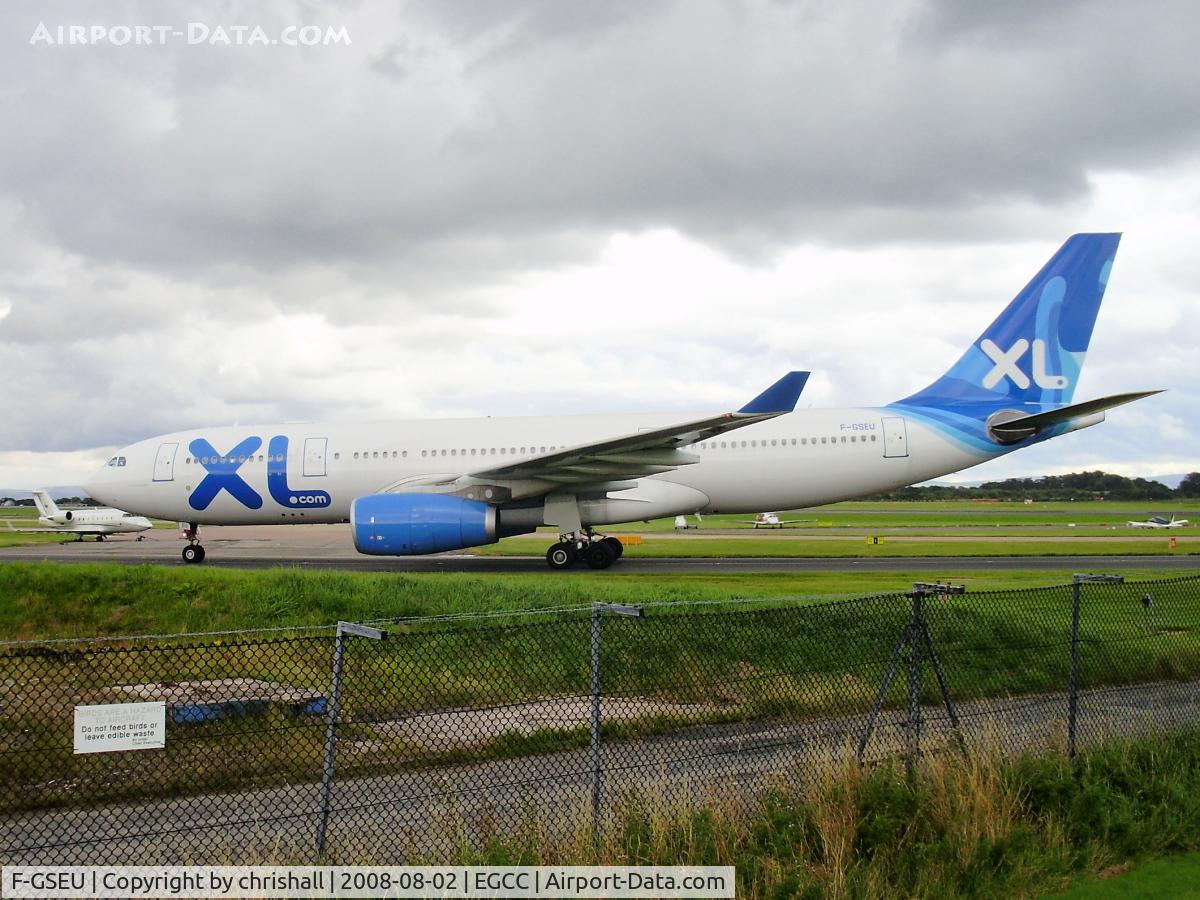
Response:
[869,471,1200,502]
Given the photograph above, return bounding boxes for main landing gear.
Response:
[181,523,206,564]
[546,532,624,570]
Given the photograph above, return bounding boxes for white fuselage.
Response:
[85,408,985,527]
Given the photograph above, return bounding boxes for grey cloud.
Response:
[1,0,1197,471]
[4,0,1200,289]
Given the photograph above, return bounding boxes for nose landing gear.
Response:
[546,532,624,570]
[181,523,206,564]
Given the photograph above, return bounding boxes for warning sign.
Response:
[73,701,166,754]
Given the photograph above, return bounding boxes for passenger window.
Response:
[451,449,457,456]
[402,451,407,458]
[821,437,827,445]
[334,453,340,460]
[353,452,359,459]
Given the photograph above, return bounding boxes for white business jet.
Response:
[84,234,1159,569]
[6,489,154,541]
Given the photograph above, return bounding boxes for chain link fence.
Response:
[3,574,1199,865]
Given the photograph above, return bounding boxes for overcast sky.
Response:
[1,0,1198,491]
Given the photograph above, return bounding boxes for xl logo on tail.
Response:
[980,339,1068,391]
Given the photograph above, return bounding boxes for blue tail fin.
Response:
[898,233,1121,411]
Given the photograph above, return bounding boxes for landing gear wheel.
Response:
[601,537,624,560]
[182,544,206,564]
[546,542,576,569]
[586,541,615,570]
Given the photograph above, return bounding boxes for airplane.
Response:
[673,515,699,530]
[4,489,154,541]
[746,512,814,528]
[84,233,1161,570]
[1127,515,1189,528]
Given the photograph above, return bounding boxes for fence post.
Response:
[316,621,385,860]
[906,590,924,772]
[1068,575,1123,759]
[589,603,644,834]
[590,605,602,828]
[1068,579,1081,759]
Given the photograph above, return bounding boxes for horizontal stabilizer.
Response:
[988,391,1161,444]
[738,371,810,415]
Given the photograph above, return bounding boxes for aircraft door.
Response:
[303,437,328,477]
[153,442,178,482]
[881,417,909,458]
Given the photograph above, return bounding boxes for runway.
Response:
[1,525,1197,574]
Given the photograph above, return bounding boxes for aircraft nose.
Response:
[83,454,121,505]
[82,466,107,504]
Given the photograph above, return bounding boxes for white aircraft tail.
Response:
[31,490,58,518]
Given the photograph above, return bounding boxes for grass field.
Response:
[1056,851,1200,898]
[0,561,1193,640]
[477,534,1197,557]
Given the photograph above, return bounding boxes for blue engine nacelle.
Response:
[351,493,497,556]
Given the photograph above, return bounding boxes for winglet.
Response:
[738,371,810,415]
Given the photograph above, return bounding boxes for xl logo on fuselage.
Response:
[188,436,332,511]
[980,338,1068,391]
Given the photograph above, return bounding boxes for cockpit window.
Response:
[117,457,126,467]
[107,457,118,467]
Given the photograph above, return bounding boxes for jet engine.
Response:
[351,493,498,555]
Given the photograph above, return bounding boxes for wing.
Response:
[382,372,809,500]
[468,372,809,487]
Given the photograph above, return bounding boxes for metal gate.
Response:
[152,442,178,482]
[881,417,909,458]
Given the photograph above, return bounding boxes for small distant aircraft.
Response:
[674,515,700,530]
[1127,515,1189,529]
[746,512,813,528]
[5,490,155,541]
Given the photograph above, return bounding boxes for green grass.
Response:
[1054,851,1200,898]
[478,535,1198,558]
[457,729,1200,899]
[596,501,1200,530]
[1,562,1195,640]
